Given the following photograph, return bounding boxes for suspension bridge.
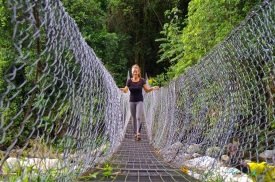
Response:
[0,0,275,181]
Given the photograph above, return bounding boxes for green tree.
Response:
[62,0,129,87]
[0,0,12,92]
[0,0,33,149]
[106,0,189,80]
[154,7,184,84]
[157,0,261,80]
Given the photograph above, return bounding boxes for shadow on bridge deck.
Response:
[79,120,199,182]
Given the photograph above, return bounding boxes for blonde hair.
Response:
[132,64,142,78]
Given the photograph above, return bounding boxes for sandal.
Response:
[136,134,141,141]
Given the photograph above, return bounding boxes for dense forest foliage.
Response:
[0,0,263,88]
[0,0,262,150]
[61,0,190,87]
[61,0,261,87]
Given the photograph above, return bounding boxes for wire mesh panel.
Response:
[144,0,275,181]
[0,1,130,181]
[1,0,275,182]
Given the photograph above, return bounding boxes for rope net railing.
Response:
[144,0,275,181]
[0,0,274,182]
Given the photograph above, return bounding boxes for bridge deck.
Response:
[81,120,198,182]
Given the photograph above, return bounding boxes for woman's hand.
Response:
[152,86,159,90]
[120,86,129,93]
[143,85,159,93]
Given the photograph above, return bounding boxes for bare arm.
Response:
[143,84,159,93]
[120,86,129,93]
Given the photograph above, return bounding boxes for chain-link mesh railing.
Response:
[144,0,275,181]
[0,1,130,181]
[1,0,275,181]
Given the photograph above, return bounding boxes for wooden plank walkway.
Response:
[81,120,198,182]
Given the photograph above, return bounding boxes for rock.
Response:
[187,170,201,180]
[20,158,61,170]
[204,166,253,182]
[3,157,61,173]
[182,156,220,174]
[5,157,20,169]
[163,150,177,163]
[161,142,185,162]
[168,142,183,152]
[221,155,230,163]
[205,147,220,157]
[192,153,201,158]
[259,150,275,163]
[186,144,201,154]
[170,153,192,168]
[9,148,23,157]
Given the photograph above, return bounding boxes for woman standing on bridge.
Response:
[120,64,159,141]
